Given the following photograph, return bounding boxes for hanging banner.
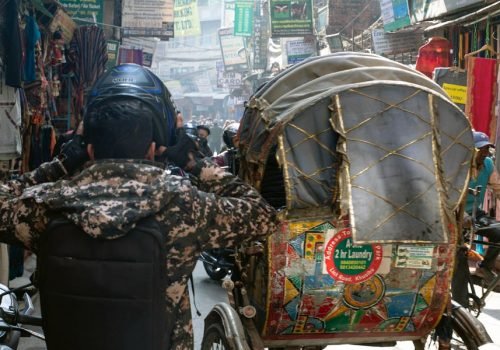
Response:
[59,0,104,24]
[409,0,483,22]
[270,0,313,37]
[253,14,269,70]
[371,29,422,55]
[223,1,235,27]
[174,0,201,37]
[286,38,315,65]
[219,27,248,72]
[106,40,120,71]
[122,0,174,39]
[234,0,254,36]
[379,0,411,32]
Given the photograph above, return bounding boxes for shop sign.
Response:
[105,40,119,71]
[442,83,467,105]
[122,0,174,39]
[223,1,235,27]
[174,0,201,37]
[253,14,269,70]
[270,0,314,37]
[218,27,249,72]
[409,0,483,22]
[59,0,104,25]
[371,29,422,55]
[234,0,254,36]
[379,0,411,32]
[218,71,243,89]
[286,38,315,65]
[323,228,383,284]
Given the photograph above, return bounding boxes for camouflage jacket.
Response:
[0,158,278,349]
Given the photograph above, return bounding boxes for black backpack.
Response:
[37,217,167,350]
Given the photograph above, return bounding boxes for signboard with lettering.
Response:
[218,27,248,72]
[106,40,119,71]
[59,0,104,24]
[223,1,235,27]
[234,0,254,36]
[379,0,411,32]
[371,29,422,55]
[217,71,243,89]
[253,14,269,70]
[269,0,313,37]
[286,38,316,64]
[122,0,174,39]
[409,0,483,22]
[323,228,383,284]
[174,0,201,37]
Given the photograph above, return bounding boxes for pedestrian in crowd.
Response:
[197,124,213,157]
[464,131,500,288]
[0,98,278,349]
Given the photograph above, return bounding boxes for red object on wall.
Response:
[415,37,451,78]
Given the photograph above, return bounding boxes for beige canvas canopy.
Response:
[239,52,474,243]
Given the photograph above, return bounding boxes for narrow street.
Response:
[16,258,500,350]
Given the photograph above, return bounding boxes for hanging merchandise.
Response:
[69,25,107,121]
[3,0,22,87]
[464,20,498,138]
[117,47,143,65]
[24,15,42,83]
[465,53,498,137]
[0,72,22,160]
[415,37,451,78]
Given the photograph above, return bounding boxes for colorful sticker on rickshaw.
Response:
[324,228,383,283]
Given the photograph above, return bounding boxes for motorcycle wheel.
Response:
[413,305,492,350]
[203,261,229,280]
[201,322,231,350]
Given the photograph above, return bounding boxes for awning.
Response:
[424,1,500,32]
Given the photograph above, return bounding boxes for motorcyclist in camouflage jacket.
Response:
[0,98,278,349]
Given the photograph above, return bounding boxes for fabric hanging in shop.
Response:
[4,0,23,87]
[118,48,143,65]
[24,15,41,83]
[465,57,498,138]
[0,74,22,160]
[69,25,107,120]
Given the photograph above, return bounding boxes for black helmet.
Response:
[223,122,240,149]
[183,122,198,138]
[86,64,177,147]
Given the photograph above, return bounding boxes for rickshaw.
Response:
[201,53,492,350]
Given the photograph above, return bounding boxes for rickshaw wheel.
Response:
[201,322,231,350]
[413,305,491,350]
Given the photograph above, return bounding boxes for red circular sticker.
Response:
[324,228,383,284]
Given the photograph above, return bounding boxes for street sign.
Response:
[253,14,269,70]
[219,27,249,72]
[174,0,201,37]
[286,38,315,65]
[234,0,254,36]
[379,0,411,32]
[122,0,174,39]
[59,0,104,24]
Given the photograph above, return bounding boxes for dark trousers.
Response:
[476,223,500,269]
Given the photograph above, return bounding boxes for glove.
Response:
[163,132,199,169]
[58,134,89,175]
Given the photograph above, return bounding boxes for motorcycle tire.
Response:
[414,304,492,350]
[201,322,231,350]
[203,261,229,280]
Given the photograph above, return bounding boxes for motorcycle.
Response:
[199,249,235,280]
[0,282,44,349]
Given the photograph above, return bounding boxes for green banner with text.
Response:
[269,0,313,37]
[60,0,104,24]
[234,1,254,36]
